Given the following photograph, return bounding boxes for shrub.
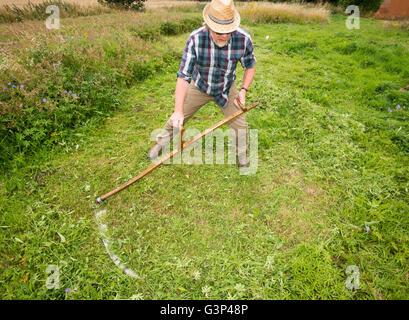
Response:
[337,0,383,13]
[97,0,146,11]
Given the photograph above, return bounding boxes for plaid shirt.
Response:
[177,25,256,108]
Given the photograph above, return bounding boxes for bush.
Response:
[263,1,383,13]
[97,0,146,11]
[337,0,383,12]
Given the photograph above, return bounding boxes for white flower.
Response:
[129,293,144,300]
[192,270,201,280]
[226,292,236,300]
[266,36,270,40]
[265,255,275,270]
[202,285,211,298]
[234,283,246,297]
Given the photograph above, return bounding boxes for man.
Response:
[148,0,256,167]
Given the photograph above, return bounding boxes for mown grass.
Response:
[1,8,408,299]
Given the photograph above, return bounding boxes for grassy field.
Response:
[1,3,408,300]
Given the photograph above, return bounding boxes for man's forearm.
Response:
[242,66,255,90]
[175,77,190,113]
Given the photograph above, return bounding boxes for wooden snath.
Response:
[96,99,259,203]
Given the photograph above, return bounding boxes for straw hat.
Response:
[203,0,240,34]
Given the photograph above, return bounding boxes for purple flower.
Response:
[388,107,392,112]
[73,93,77,98]
[20,84,24,88]
[64,90,67,94]
[65,288,71,292]
[8,82,11,85]
[3,87,8,90]
[42,98,47,102]
[329,113,332,116]
[12,85,16,88]
[365,226,370,232]
[397,105,401,111]
[338,80,342,83]
[12,76,16,79]
[69,90,72,94]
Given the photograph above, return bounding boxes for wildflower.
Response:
[8,82,11,85]
[12,85,16,88]
[64,90,67,93]
[192,270,201,280]
[266,35,269,40]
[129,293,144,300]
[365,226,370,232]
[397,104,401,111]
[329,113,332,116]
[388,107,392,112]
[65,288,71,292]
[12,76,16,79]
[338,80,342,83]
[68,90,72,94]
[3,87,8,90]
[265,255,275,270]
[42,98,47,102]
[20,84,24,88]
[201,285,211,297]
[73,93,77,98]
[234,283,246,293]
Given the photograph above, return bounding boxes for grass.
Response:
[0,7,203,168]
[1,7,409,299]
[0,0,114,23]
[238,1,331,25]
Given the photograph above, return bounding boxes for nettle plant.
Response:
[97,0,147,11]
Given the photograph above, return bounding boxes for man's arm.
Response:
[171,34,197,128]
[242,66,255,91]
[170,77,190,128]
[235,66,255,109]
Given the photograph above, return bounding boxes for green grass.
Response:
[1,13,408,299]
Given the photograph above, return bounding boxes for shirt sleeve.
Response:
[240,36,256,70]
[177,35,197,83]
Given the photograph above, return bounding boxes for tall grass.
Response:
[238,1,331,25]
[0,0,113,23]
[382,20,409,31]
[0,10,203,170]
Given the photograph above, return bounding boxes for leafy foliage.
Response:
[97,0,146,11]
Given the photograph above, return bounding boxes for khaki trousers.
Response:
[156,81,248,155]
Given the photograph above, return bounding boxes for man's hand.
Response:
[234,89,246,110]
[170,111,184,128]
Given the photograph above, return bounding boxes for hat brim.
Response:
[203,3,240,34]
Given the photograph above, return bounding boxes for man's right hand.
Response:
[169,111,184,128]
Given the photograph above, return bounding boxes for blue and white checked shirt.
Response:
[177,25,256,108]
